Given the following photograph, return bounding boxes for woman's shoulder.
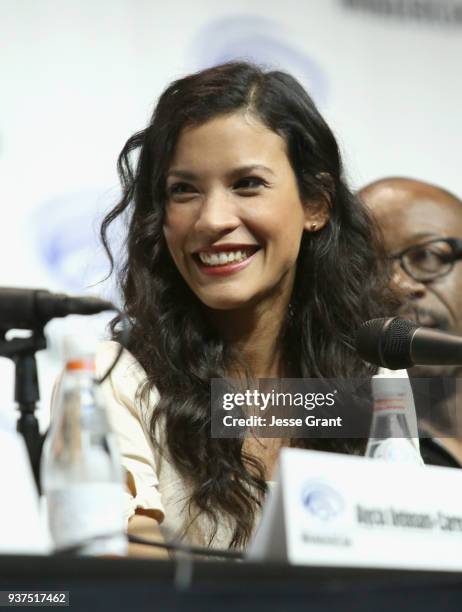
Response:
[95,340,160,414]
[96,340,144,378]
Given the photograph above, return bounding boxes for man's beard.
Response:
[409,363,459,378]
[398,305,456,377]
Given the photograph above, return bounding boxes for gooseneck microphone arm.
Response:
[4,330,47,492]
[0,288,119,491]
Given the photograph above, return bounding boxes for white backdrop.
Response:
[1,0,462,427]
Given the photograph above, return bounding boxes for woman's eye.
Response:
[234,176,266,191]
[168,182,197,198]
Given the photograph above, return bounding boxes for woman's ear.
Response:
[303,173,333,232]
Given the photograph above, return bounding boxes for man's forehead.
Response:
[362,182,462,248]
[373,192,459,220]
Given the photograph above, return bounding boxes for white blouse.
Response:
[96,341,236,549]
[95,341,418,549]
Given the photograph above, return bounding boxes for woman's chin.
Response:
[197,292,253,312]
[203,300,248,311]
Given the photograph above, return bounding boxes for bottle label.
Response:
[47,483,127,555]
[373,396,406,415]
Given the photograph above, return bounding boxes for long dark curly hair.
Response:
[101,62,393,548]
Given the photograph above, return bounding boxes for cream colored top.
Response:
[95,342,419,549]
[96,341,235,549]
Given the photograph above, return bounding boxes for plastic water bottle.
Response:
[366,374,424,465]
[41,336,127,555]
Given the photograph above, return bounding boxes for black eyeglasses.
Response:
[389,238,462,282]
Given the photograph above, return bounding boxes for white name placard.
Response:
[248,448,462,572]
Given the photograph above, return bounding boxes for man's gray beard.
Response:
[409,364,460,378]
[409,373,460,436]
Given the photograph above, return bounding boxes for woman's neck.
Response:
[207,296,290,379]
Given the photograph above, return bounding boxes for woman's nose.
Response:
[194,190,240,237]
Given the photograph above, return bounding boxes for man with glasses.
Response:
[359,177,462,467]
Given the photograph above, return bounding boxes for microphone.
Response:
[355,317,462,369]
[0,287,115,331]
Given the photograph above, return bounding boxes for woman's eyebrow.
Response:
[166,169,197,180]
[166,164,276,181]
[228,164,276,179]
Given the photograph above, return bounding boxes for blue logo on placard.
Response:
[301,482,344,521]
[190,15,329,107]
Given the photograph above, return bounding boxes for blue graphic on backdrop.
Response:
[190,15,329,107]
[30,189,121,298]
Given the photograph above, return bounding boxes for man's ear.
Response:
[303,172,333,232]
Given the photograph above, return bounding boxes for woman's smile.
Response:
[194,244,261,276]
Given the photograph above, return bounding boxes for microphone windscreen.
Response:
[381,318,418,369]
[355,318,388,365]
[356,317,419,369]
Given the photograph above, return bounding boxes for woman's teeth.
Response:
[198,250,253,266]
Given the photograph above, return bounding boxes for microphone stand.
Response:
[0,328,47,492]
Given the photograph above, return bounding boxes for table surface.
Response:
[1,555,462,611]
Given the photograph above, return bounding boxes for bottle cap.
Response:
[62,335,98,370]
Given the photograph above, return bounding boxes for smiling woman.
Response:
[99,61,393,551]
